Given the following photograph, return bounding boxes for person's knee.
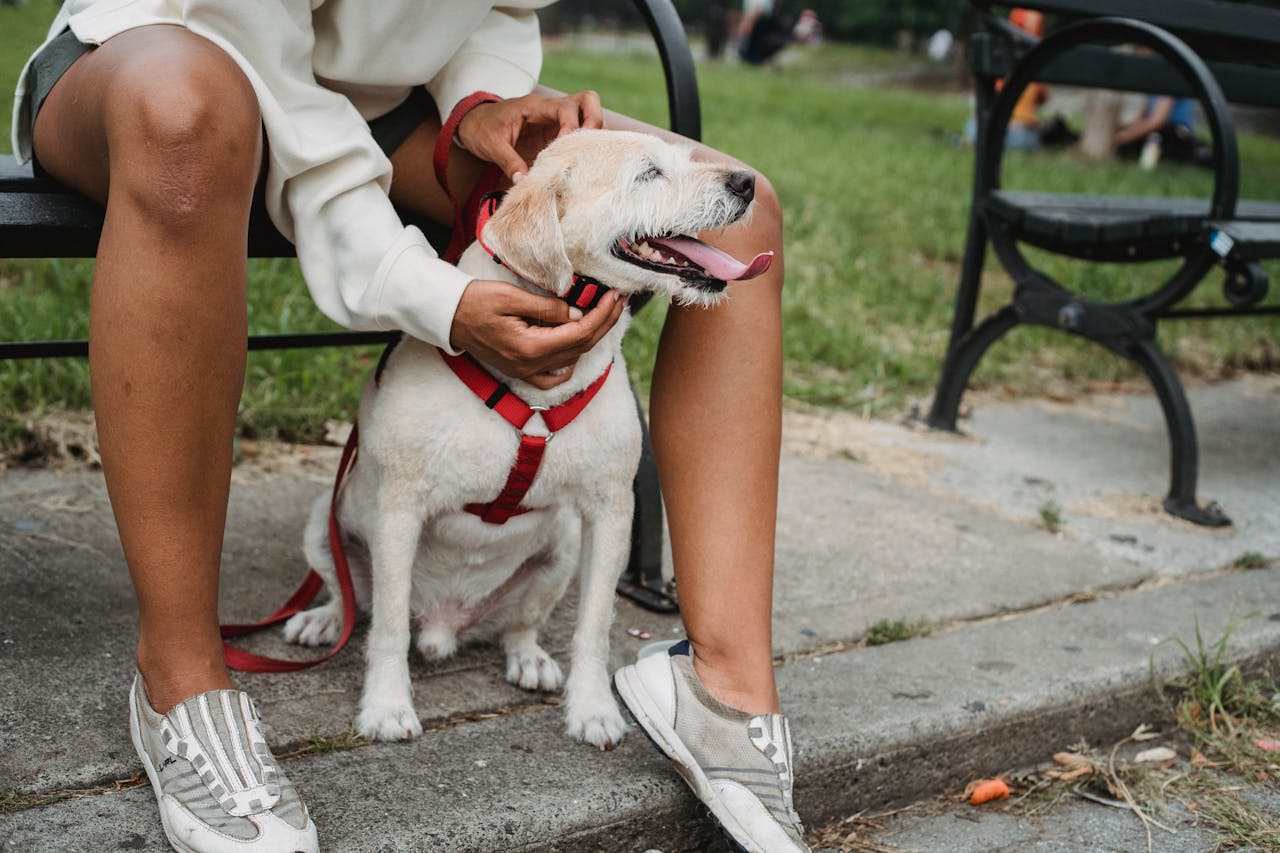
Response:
[748,169,783,238]
[106,44,261,227]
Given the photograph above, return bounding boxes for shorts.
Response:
[27,27,436,176]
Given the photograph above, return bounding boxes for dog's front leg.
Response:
[355,503,425,741]
[563,489,633,749]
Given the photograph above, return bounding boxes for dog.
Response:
[281,129,772,748]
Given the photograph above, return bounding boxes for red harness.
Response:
[440,349,611,523]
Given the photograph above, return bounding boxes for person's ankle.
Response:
[690,648,782,716]
[135,642,234,713]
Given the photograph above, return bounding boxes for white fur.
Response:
[283,130,757,748]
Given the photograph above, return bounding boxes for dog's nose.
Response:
[725,170,755,203]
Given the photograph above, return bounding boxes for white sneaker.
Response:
[128,675,319,853]
[614,641,809,853]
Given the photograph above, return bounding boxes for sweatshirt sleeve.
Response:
[180,0,473,352]
[426,6,543,121]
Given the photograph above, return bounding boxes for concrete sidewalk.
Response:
[1,375,1277,851]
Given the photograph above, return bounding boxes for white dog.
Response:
[282,129,772,748]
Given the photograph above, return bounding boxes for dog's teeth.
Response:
[637,241,651,253]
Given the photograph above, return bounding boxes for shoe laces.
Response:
[748,714,804,831]
[160,690,282,817]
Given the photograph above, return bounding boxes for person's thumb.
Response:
[504,287,582,325]
[488,141,529,183]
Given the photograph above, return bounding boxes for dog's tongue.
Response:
[648,236,773,281]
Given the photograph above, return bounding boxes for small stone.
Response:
[1134,746,1176,763]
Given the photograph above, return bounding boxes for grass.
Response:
[1232,551,1271,570]
[864,616,932,646]
[1038,500,1064,534]
[2,3,1279,446]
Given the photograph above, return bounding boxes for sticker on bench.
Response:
[1209,230,1235,258]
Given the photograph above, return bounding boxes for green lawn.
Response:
[1,4,1277,445]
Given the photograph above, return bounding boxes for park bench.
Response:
[0,0,699,611]
[928,0,1280,527]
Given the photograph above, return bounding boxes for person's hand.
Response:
[456,91,604,182]
[449,279,626,390]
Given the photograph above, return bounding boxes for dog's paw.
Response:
[505,648,564,692]
[415,626,458,661]
[282,606,342,647]
[564,700,628,750]
[355,702,423,742]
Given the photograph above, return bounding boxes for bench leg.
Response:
[927,305,1020,431]
[1129,338,1231,527]
[617,388,678,613]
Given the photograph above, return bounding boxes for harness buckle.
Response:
[523,406,553,441]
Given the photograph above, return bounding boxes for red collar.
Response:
[474,192,611,312]
[439,348,612,524]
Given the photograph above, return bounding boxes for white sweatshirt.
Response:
[10,0,552,352]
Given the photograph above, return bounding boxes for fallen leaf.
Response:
[1046,766,1093,782]
[1254,739,1280,752]
[1053,752,1092,770]
[1189,750,1217,768]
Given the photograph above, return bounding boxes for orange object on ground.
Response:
[965,778,1011,805]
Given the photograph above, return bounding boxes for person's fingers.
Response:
[575,90,605,129]
[488,139,529,182]
[555,103,579,137]
[499,287,584,325]
[514,291,625,359]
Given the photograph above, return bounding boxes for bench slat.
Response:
[971,37,1280,108]
[977,0,1280,56]
[986,190,1280,262]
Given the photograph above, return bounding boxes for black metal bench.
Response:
[0,0,699,610]
[929,0,1280,527]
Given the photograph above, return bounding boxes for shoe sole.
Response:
[128,690,202,853]
[614,665,763,853]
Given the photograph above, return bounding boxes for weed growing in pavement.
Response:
[1232,551,1271,570]
[0,788,64,815]
[977,620,1280,852]
[1154,613,1278,739]
[1038,501,1064,534]
[865,617,932,646]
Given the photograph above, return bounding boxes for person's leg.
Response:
[596,108,786,716]
[32,25,263,713]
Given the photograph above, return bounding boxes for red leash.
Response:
[434,91,504,263]
[220,426,360,672]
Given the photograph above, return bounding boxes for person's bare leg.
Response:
[33,26,263,712]
[596,107,785,715]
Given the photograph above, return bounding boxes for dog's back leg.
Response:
[282,493,347,647]
[500,531,580,692]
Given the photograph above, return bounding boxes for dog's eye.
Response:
[637,164,664,183]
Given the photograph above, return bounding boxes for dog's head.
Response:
[478,129,773,308]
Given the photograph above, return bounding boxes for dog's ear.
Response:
[482,170,574,293]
